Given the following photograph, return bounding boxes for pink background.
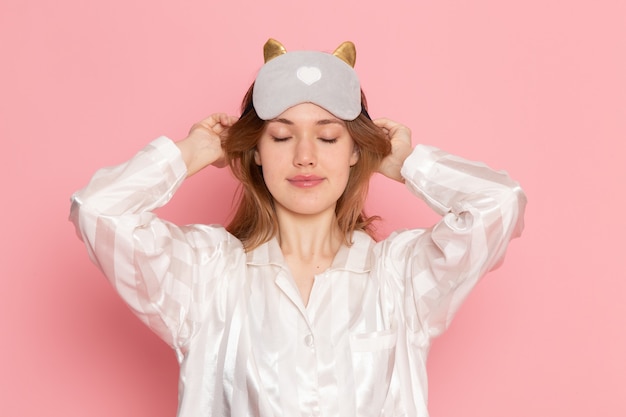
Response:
[1,0,624,415]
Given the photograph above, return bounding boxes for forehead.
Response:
[267,103,347,127]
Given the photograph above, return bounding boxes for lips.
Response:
[287,175,325,188]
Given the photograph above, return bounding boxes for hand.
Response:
[373,118,413,183]
[176,113,239,177]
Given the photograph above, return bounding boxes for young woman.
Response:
[70,39,526,417]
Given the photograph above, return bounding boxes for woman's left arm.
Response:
[375,118,527,339]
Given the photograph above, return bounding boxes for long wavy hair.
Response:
[224,83,392,251]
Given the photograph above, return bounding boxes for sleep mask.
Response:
[251,39,363,121]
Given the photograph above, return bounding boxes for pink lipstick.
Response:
[287,175,324,188]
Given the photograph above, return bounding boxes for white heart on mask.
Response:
[296,66,322,85]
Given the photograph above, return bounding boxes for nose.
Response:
[293,138,316,167]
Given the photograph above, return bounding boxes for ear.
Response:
[254,148,262,166]
[332,41,356,68]
[349,145,360,166]
[263,38,287,63]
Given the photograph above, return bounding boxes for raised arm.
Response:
[69,114,241,348]
[375,120,526,340]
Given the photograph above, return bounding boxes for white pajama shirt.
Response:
[70,136,526,417]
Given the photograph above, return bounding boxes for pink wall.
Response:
[2,0,624,415]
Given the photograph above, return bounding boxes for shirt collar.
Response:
[246,230,374,274]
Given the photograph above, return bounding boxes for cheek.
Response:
[260,164,275,182]
[326,159,353,191]
[324,146,356,173]
[258,159,285,193]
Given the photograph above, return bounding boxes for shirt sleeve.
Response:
[69,136,243,349]
[381,144,527,341]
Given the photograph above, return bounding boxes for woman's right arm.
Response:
[69,114,239,349]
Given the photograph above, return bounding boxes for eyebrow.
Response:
[269,118,345,126]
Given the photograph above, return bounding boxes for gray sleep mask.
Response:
[252,39,362,121]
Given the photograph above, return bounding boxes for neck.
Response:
[275,207,343,261]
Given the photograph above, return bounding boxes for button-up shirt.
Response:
[70,137,526,417]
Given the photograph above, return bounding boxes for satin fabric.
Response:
[70,137,526,417]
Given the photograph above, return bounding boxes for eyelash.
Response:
[271,136,338,144]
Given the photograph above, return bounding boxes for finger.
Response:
[373,118,400,139]
[213,116,238,135]
[375,118,412,138]
[207,113,227,128]
[200,113,228,129]
[373,117,398,130]
[188,114,216,132]
[221,114,239,126]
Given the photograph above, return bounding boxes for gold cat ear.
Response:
[333,41,356,68]
[263,38,287,63]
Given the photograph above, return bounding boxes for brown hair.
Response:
[224,84,391,251]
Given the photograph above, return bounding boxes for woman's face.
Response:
[254,103,359,217]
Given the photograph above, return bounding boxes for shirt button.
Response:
[304,334,315,347]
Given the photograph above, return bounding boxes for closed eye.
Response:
[319,138,338,144]
[271,136,291,142]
